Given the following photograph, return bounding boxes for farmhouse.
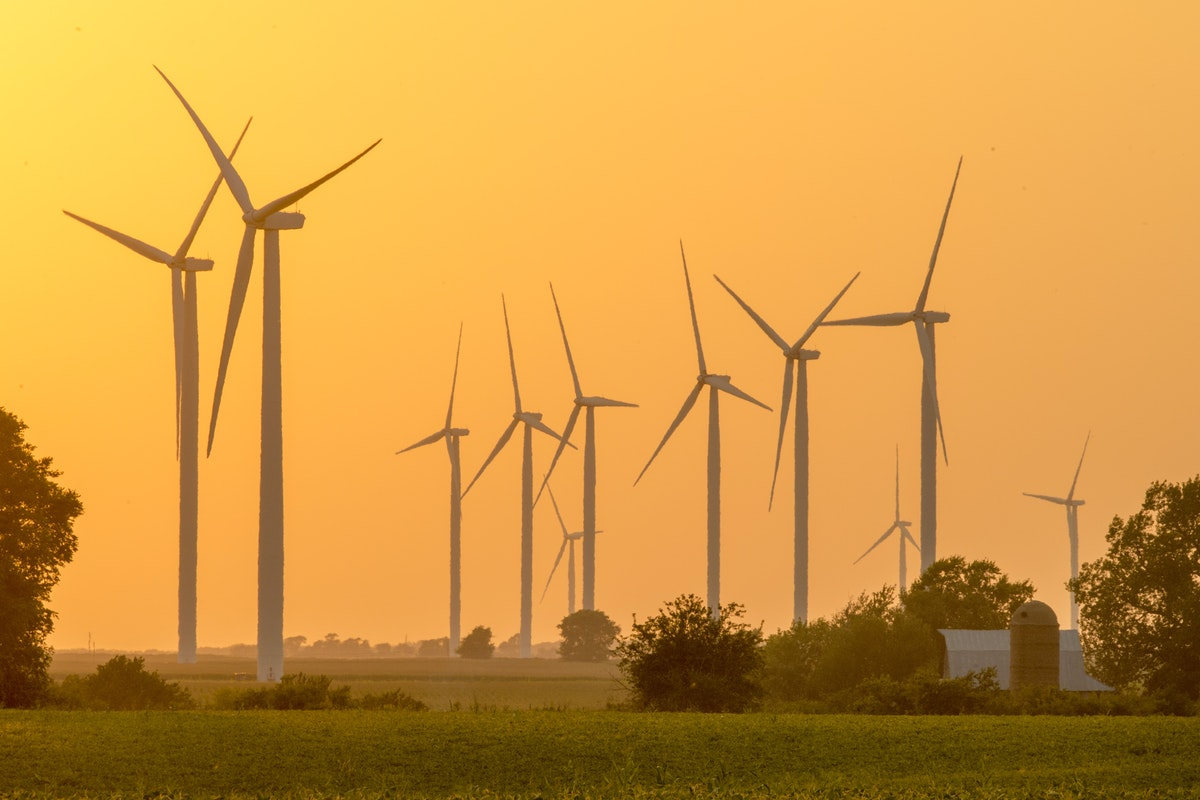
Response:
[938,629,1112,691]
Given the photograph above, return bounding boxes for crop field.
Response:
[2,711,1198,799]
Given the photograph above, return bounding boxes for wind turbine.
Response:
[535,283,636,611]
[539,484,604,615]
[1024,432,1090,630]
[713,271,859,623]
[462,296,571,658]
[823,158,962,573]
[635,242,771,616]
[396,325,470,654]
[854,448,919,590]
[62,119,250,664]
[157,67,381,682]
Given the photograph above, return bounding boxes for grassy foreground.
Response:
[2,711,1199,799]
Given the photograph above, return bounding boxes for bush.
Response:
[357,689,428,711]
[558,609,620,662]
[210,673,351,710]
[615,594,763,712]
[457,626,494,659]
[54,655,193,710]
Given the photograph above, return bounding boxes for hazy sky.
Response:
[3,2,1198,651]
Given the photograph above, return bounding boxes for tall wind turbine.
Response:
[823,158,962,573]
[63,119,250,664]
[396,325,470,654]
[1024,432,1090,630]
[157,67,381,682]
[539,484,603,615]
[462,297,570,658]
[713,271,859,623]
[535,283,636,611]
[854,448,919,590]
[635,242,771,616]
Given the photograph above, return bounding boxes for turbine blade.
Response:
[709,376,771,411]
[894,445,901,520]
[713,275,788,351]
[546,484,571,538]
[62,211,173,264]
[822,311,914,327]
[462,419,519,498]
[155,66,255,215]
[540,537,570,603]
[1024,492,1068,505]
[446,323,463,428]
[254,139,382,221]
[550,283,582,399]
[1067,431,1091,501]
[854,524,899,565]
[900,524,920,551]
[680,241,707,375]
[914,322,948,465]
[634,381,703,485]
[528,417,573,446]
[173,117,253,261]
[171,269,184,460]
[915,156,962,312]
[396,429,446,454]
[535,405,581,506]
[793,272,861,348]
[582,396,638,408]
[205,225,257,455]
[502,295,521,412]
[767,360,794,511]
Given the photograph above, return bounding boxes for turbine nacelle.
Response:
[917,310,951,324]
[252,211,306,231]
[448,427,471,437]
[175,257,215,272]
[516,411,544,425]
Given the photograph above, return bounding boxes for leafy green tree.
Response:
[456,625,495,659]
[902,556,1034,630]
[1069,477,1200,702]
[558,609,620,662]
[0,408,83,707]
[56,655,193,710]
[616,594,763,712]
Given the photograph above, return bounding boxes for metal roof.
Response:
[937,629,1112,691]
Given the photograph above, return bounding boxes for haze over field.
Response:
[2,2,1198,653]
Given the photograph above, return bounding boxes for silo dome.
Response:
[1010,600,1060,691]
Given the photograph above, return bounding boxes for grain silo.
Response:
[1010,600,1060,690]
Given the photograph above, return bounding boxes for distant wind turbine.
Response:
[158,67,380,682]
[713,271,859,623]
[462,297,571,658]
[854,448,919,590]
[535,283,636,611]
[1024,432,1090,630]
[397,325,470,655]
[635,242,771,616]
[823,158,962,573]
[539,484,603,615]
[62,119,250,664]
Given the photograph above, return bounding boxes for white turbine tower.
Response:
[539,484,603,615]
[1024,432,1090,630]
[397,325,470,654]
[823,158,962,573]
[462,297,570,658]
[713,271,859,623]
[635,242,771,616]
[62,119,250,663]
[158,67,381,682]
[535,283,636,611]
[854,448,920,590]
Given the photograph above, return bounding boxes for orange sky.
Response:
[2,2,1198,651]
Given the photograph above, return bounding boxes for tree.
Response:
[1069,477,1200,702]
[57,655,193,710]
[558,609,620,662]
[902,556,1034,630]
[615,594,763,712]
[0,408,83,707]
[456,625,495,659]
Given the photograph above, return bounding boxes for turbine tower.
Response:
[713,271,859,623]
[539,484,603,615]
[158,67,381,682]
[823,158,962,573]
[535,283,636,611]
[1024,432,1090,630]
[397,325,470,654]
[635,242,771,616]
[462,297,570,658]
[62,119,250,663]
[854,448,919,590]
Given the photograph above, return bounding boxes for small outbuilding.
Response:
[937,628,1111,691]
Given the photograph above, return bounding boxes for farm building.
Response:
[937,629,1112,691]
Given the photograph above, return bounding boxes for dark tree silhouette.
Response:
[456,626,494,659]
[558,609,620,662]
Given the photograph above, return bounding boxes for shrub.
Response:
[210,673,350,710]
[54,655,193,710]
[357,689,428,711]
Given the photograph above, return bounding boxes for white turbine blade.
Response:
[446,323,464,428]
[205,225,257,455]
[62,211,174,264]
[713,275,789,351]
[546,484,571,538]
[155,66,255,216]
[396,429,446,454]
[822,311,914,327]
[582,396,638,408]
[528,416,573,447]
[635,381,703,486]
[549,283,582,400]
[502,295,521,412]
[900,523,920,551]
[174,117,252,261]
[171,269,184,460]
[793,272,861,349]
[1067,431,1091,501]
[1024,492,1069,506]
[535,405,581,506]
[767,360,794,511]
[540,537,570,603]
[254,139,382,222]
[915,156,962,313]
[709,376,771,411]
[462,419,519,498]
[854,523,900,564]
[914,322,948,465]
[680,241,707,375]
